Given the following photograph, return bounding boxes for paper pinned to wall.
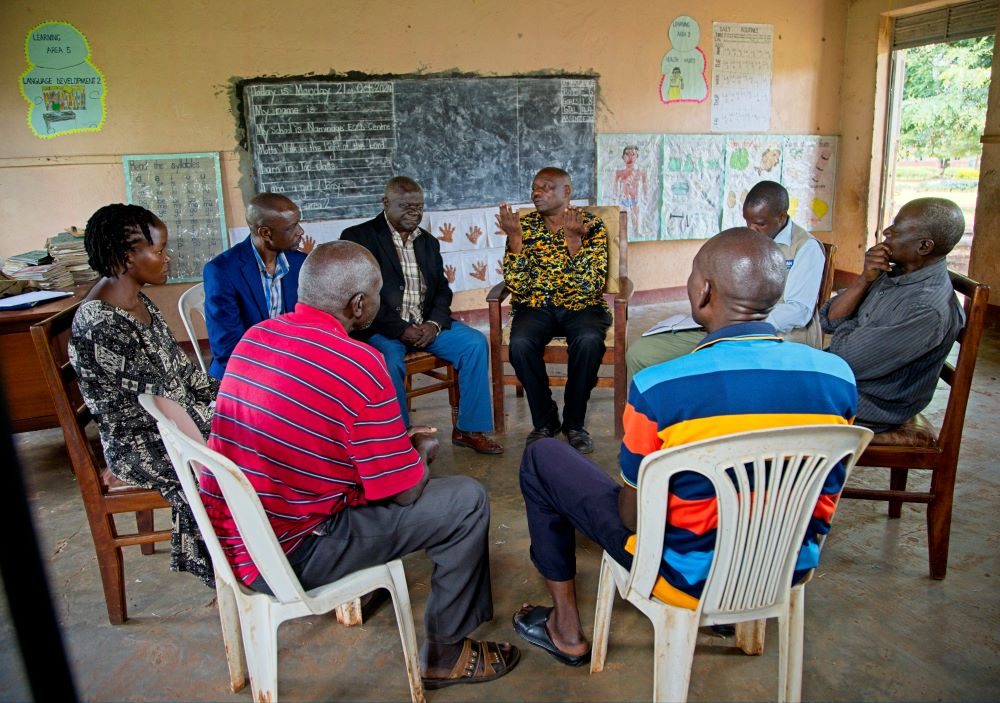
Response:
[781,136,838,231]
[711,22,773,133]
[661,135,726,239]
[721,135,784,229]
[596,134,662,241]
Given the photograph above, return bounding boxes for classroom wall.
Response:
[0,0,850,327]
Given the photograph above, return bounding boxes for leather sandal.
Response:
[421,638,521,690]
[512,605,591,667]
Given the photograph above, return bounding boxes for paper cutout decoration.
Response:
[20,21,106,138]
[660,16,708,104]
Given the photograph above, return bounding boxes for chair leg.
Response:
[137,510,156,555]
[335,598,364,626]
[926,464,958,580]
[736,619,766,655]
[447,365,460,429]
[96,544,128,625]
[779,587,804,703]
[242,600,279,703]
[386,561,426,703]
[590,552,617,674]
[215,581,248,692]
[515,382,524,398]
[888,468,908,518]
[651,606,699,703]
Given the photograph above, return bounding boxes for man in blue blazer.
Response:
[203,193,307,379]
[341,176,503,455]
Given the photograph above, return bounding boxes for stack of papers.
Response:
[47,231,97,283]
[6,262,75,290]
[2,249,53,276]
[0,289,74,311]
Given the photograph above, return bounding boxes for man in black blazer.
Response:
[341,177,502,455]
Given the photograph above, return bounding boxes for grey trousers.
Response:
[254,475,494,644]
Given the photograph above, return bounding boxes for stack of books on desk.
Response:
[2,249,52,276]
[6,262,75,290]
[47,231,97,283]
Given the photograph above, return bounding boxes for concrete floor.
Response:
[2,300,999,702]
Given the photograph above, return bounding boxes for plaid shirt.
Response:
[386,214,427,324]
[250,244,290,320]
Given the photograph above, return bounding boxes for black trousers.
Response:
[507,304,611,430]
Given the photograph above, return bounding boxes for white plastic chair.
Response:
[178,282,209,373]
[138,394,425,703]
[590,424,873,703]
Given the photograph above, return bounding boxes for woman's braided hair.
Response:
[84,203,160,278]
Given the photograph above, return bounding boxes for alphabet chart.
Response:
[123,152,228,282]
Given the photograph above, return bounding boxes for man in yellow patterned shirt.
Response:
[496,167,610,454]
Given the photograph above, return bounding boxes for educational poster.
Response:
[20,22,106,138]
[659,16,708,104]
[661,135,726,240]
[721,135,783,229]
[123,153,228,283]
[426,208,492,255]
[596,134,662,242]
[711,23,773,133]
[780,136,838,231]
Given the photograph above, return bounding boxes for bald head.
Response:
[901,197,965,255]
[384,176,421,198]
[689,228,787,330]
[247,192,297,230]
[298,241,382,327]
[531,167,573,214]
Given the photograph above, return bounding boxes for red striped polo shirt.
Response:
[200,303,424,586]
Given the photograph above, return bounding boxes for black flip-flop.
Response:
[512,605,591,667]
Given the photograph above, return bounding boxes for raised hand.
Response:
[466,225,483,245]
[559,206,588,255]
[437,222,455,243]
[299,234,316,254]
[444,264,456,283]
[495,203,524,253]
[470,261,487,281]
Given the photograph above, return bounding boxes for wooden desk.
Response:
[1,287,88,432]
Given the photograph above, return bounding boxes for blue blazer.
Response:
[202,236,306,379]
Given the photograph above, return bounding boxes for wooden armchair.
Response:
[404,351,459,428]
[841,271,990,579]
[31,303,171,624]
[486,206,632,437]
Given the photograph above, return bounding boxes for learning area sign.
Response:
[20,21,106,139]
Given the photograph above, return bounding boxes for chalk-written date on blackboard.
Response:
[241,76,596,220]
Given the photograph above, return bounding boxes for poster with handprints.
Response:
[721,136,783,229]
[661,135,725,240]
[427,208,491,253]
[485,247,505,288]
[780,136,838,231]
[462,250,493,290]
[441,251,465,292]
[596,134,662,242]
[20,21,106,139]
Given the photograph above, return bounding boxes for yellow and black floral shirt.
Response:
[502,211,608,311]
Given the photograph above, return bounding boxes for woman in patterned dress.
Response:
[68,203,219,586]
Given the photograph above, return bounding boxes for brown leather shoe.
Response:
[452,428,504,455]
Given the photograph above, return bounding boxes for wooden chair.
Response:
[590,425,873,702]
[30,303,171,625]
[404,351,459,428]
[818,241,837,308]
[841,271,990,579]
[140,393,425,703]
[486,206,632,437]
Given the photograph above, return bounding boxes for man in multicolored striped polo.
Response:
[202,241,519,689]
[512,228,857,667]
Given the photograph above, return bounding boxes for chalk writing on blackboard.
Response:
[241,76,597,220]
[123,152,228,283]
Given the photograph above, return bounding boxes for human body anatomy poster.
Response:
[596,135,663,242]
[597,133,838,240]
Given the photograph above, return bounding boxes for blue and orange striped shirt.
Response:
[201,304,425,586]
[621,322,857,600]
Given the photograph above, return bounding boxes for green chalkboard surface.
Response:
[241,76,596,220]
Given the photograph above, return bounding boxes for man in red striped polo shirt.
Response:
[201,241,519,689]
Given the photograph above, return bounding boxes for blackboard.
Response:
[241,76,596,220]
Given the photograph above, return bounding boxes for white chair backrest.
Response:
[138,393,307,604]
[178,283,208,374]
[630,425,872,618]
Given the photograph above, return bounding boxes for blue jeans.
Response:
[367,320,493,432]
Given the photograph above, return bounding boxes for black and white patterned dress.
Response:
[68,292,219,586]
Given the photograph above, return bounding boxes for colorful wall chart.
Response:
[597,134,838,240]
[20,21,106,139]
[123,153,229,283]
[660,16,708,104]
[596,135,663,241]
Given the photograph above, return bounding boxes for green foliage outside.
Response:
[898,36,993,175]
